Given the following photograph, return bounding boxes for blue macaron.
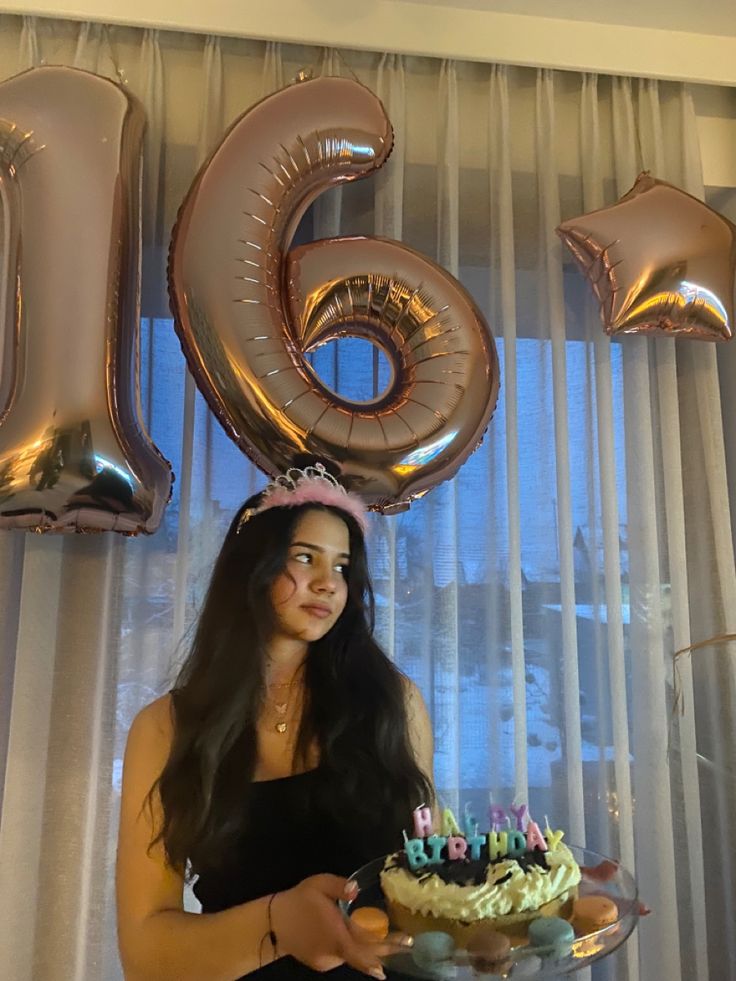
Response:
[528,916,575,957]
[411,931,456,970]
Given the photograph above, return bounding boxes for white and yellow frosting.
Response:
[380,840,581,922]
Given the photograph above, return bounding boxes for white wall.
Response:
[1,0,736,85]
[692,87,736,189]
[1,0,735,187]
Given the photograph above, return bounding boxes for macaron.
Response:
[510,953,543,977]
[572,895,619,935]
[411,931,456,970]
[528,916,575,957]
[350,906,390,941]
[466,928,513,973]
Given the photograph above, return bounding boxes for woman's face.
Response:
[269,509,351,646]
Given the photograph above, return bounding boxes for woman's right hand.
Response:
[274,874,410,978]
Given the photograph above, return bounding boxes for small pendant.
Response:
[276,722,287,734]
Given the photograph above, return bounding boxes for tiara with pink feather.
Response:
[236,462,368,533]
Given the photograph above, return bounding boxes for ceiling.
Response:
[402,0,736,37]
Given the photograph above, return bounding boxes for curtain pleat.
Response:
[611,79,681,981]
[312,48,344,245]
[578,77,607,878]
[0,536,64,980]
[644,83,712,981]
[433,60,461,810]
[489,65,529,801]
[677,88,736,979]
[18,15,39,69]
[610,77,654,979]
[139,30,164,267]
[72,22,118,77]
[173,35,224,649]
[374,52,406,662]
[579,72,639,981]
[0,530,23,808]
[199,37,225,544]
[536,70,586,846]
[0,16,732,980]
[261,40,284,96]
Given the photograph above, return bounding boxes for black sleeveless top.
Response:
[192,769,376,980]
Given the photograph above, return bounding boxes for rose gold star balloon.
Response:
[557,172,736,341]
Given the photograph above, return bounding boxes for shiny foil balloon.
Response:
[169,75,498,511]
[557,172,736,341]
[0,67,172,533]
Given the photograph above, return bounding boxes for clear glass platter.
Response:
[339,846,639,979]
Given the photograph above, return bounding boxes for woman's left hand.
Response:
[274,874,412,978]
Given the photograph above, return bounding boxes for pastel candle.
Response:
[467,832,486,860]
[405,837,428,871]
[463,803,478,838]
[506,830,527,858]
[413,805,434,838]
[526,820,548,851]
[510,802,528,831]
[487,831,509,861]
[447,835,468,860]
[545,828,564,851]
[440,808,461,837]
[505,815,512,830]
[426,834,447,864]
[489,805,506,832]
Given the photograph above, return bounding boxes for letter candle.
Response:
[413,804,434,838]
[403,800,557,871]
[487,831,508,861]
[506,830,527,859]
[542,814,564,850]
[463,802,479,838]
[447,835,468,860]
[426,834,447,864]
[440,808,461,837]
[525,819,548,851]
[509,802,528,831]
[489,804,506,832]
[403,831,429,871]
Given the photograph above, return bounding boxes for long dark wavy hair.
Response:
[150,484,432,877]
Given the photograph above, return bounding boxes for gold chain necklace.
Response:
[263,676,302,735]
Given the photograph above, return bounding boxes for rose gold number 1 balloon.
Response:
[169,75,498,511]
[0,67,172,533]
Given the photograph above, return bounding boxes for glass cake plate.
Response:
[339,846,639,979]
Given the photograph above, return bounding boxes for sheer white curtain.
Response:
[0,14,734,981]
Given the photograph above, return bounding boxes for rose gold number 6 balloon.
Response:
[0,67,173,533]
[169,75,498,510]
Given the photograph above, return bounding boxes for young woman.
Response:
[116,462,434,980]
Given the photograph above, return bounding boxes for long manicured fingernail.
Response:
[344,880,359,897]
[399,935,414,947]
[368,969,385,980]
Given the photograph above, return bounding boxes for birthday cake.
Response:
[379,803,582,944]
